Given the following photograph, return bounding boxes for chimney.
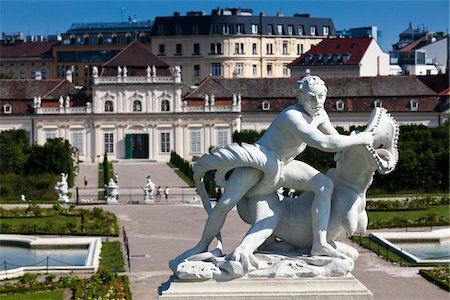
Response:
[66,70,72,82]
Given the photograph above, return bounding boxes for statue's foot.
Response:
[169,245,208,272]
[311,243,347,259]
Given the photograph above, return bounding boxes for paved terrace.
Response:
[75,162,448,300]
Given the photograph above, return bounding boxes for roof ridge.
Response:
[41,79,66,99]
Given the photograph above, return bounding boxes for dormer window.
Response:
[410,99,418,111]
[323,26,330,36]
[374,99,382,108]
[262,100,270,111]
[3,103,12,114]
[310,26,316,36]
[336,100,345,111]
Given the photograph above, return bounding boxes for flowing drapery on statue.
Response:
[169,76,399,280]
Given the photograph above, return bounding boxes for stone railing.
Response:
[95,76,175,85]
[182,105,241,113]
[35,107,89,114]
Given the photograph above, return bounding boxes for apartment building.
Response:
[150,8,336,85]
[52,20,153,89]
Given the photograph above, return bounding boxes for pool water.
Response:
[0,244,88,270]
[394,241,450,260]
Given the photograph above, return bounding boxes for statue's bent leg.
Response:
[230,192,282,270]
[283,161,345,258]
[173,167,262,263]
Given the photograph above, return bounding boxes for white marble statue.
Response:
[170,76,399,280]
[54,173,69,203]
[105,178,119,204]
[144,176,156,203]
[92,66,98,77]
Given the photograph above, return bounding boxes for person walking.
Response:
[164,186,169,201]
[114,173,119,184]
[156,186,162,202]
[84,175,88,189]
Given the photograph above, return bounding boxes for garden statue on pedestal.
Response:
[105,178,119,204]
[144,176,156,203]
[169,75,399,280]
[54,173,70,203]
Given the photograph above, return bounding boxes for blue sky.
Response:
[0,0,448,51]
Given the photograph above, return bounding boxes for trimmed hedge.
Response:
[419,268,450,292]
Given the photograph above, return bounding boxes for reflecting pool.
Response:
[0,244,88,271]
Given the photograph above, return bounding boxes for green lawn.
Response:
[0,290,64,300]
[0,215,80,229]
[367,204,450,224]
[99,241,125,272]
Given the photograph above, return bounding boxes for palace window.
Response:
[104,100,114,112]
[252,65,257,76]
[46,132,57,141]
[104,133,114,153]
[297,43,304,55]
[262,100,271,111]
[191,131,201,153]
[160,132,171,153]
[133,100,142,112]
[72,132,84,154]
[217,131,228,148]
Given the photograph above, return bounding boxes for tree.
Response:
[25,138,76,186]
[0,129,30,174]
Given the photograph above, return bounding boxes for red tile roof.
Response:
[0,42,57,59]
[0,79,87,114]
[289,37,373,67]
[101,41,172,76]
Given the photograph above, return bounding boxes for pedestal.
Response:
[158,274,373,300]
[144,195,154,203]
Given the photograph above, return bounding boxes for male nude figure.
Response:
[173,76,374,265]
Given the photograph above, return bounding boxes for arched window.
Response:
[161,100,170,112]
[133,100,142,112]
[105,100,114,112]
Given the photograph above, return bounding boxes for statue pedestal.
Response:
[159,274,373,300]
[144,195,154,203]
[106,196,118,204]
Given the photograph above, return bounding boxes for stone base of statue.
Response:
[158,274,373,299]
[106,196,118,204]
[144,195,154,203]
[58,195,70,203]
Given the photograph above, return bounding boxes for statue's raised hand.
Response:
[356,131,375,147]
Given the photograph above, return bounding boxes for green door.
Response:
[125,134,132,159]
